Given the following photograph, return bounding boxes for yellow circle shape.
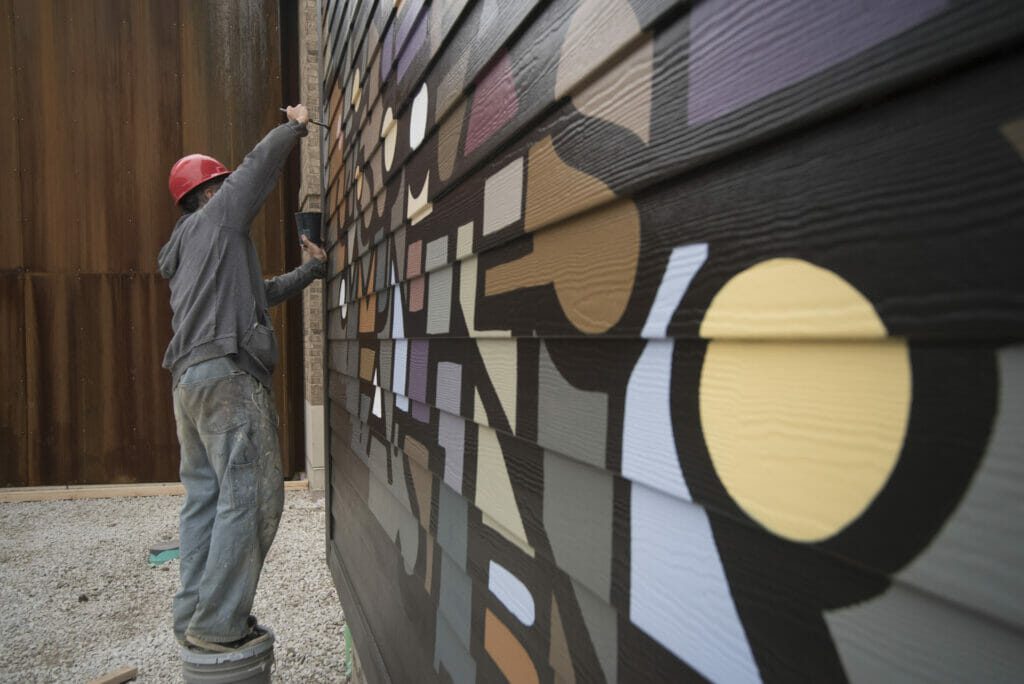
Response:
[699,260,911,542]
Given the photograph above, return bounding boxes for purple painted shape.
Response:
[381,24,395,81]
[412,399,431,423]
[409,339,429,405]
[396,0,426,51]
[464,51,519,156]
[687,0,947,125]
[435,362,463,415]
[397,10,428,83]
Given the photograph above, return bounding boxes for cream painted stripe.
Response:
[0,480,309,503]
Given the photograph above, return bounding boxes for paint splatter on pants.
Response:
[170,357,284,643]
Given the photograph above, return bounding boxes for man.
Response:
[158,104,325,652]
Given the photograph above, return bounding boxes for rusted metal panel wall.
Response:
[0,0,304,485]
[322,0,1024,682]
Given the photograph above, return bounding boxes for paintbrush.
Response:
[279,107,329,129]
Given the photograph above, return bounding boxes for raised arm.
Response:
[205,105,310,230]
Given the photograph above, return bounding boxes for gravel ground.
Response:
[0,491,347,682]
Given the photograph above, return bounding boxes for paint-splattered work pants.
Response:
[171,357,284,643]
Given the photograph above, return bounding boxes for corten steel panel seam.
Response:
[279,0,307,480]
[2,0,27,485]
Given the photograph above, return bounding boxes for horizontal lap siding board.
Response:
[332,49,1024,340]
[337,0,1024,273]
[324,1,1024,683]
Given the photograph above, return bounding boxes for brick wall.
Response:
[298,0,324,489]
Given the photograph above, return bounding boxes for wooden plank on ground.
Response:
[86,665,138,684]
[0,480,309,503]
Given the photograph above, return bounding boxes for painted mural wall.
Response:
[321,0,1024,681]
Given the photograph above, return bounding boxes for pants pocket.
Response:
[228,460,258,509]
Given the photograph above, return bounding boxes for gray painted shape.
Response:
[543,450,613,600]
[573,578,618,684]
[379,341,393,391]
[437,482,468,569]
[898,344,1024,628]
[359,393,370,424]
[435,362,463,414]
[439,412,466,494]
[427,269,453,335]
[434,598,477,683]
[826,581,1024,683]
[349,419,370,465]
[391,168,406,232]
[537,341,608,469]
[425,236,449,271]
[346,374,360,415]
[394,227,407,282]
[376,245,387,291]
[437,551,473,646]
[346,340,360,378]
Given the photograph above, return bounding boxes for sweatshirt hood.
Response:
[158,213,191,279]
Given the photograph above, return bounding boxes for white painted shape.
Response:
[372,370,382,417]
[410,84,429,150]
[340,278,347,318]
[631,483,760,684]
[304,401,325,492]
[425,236,448,271]
[642,243,708,339]
[392,280,405,339]
[456,222,474,259]
[622,340,688,498]
[482,157,524,235]
[488,560,535,626]
[392,286,408,412]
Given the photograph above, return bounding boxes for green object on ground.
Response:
[149,548,180,567]
[343,624,353,679]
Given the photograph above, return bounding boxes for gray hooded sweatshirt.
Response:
[158,121,325,389]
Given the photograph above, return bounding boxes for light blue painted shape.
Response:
[630,482,760,683]
[487,560,535,626]
[642,243,708,339]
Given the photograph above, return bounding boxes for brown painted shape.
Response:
[424,533,434,594]
[484,609,540,684]
[359,253,378,333]
[403,435,431,471]
[524,136,615,232]
[408,450,433,525]
[573,35,653,144]
[549,596,576,683]
[359,347,377,382]
[1001,118,1024,158]
[438,99,467,182]
[486,199,640,334]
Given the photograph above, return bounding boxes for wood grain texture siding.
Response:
[324,0,1024,681]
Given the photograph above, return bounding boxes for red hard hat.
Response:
[168,154,231,204]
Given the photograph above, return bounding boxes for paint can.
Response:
[295,212,322,247]
[180,628,274,684]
